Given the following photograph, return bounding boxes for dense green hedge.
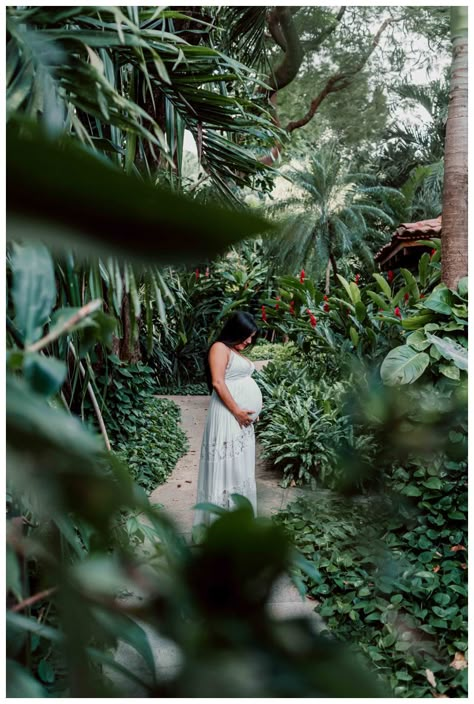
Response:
[86,358,188,492]
[275,452,468,698]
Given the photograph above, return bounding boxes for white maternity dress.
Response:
[193,347,263,526]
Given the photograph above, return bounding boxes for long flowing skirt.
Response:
[193,389,257,527]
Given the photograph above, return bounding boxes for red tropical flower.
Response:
[394,307,402,318]
[355,274,361,284]
[300,269,305,284]
[195,268,200,280]
[275,295,280,311]
[323,303,330,312]
[289,300,295,315]
[306,310,317,327]
[431,248,437,258]
[404,293,410,302]
[261,305,267,322]
[420,294,425,299]
[387,270,394,283]
[323,294,329,301]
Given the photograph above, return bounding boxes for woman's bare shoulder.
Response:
[209,341,230,356]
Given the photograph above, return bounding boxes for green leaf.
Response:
[7,123,273,264]
[406,330,431,351]
[349,327,359,347]
[401,314,435,330]
[457,276,468,298]
[194,502,228,516]
[422,478,442,490]
[400,268,420,298]
[11,243,56,344]
[380,345,430,386]
[230,493,255,514]
[336,274,355,303]
[426,334,468,371]
[418,252,430,287]
[6,660,48,698]
[372,273,392,300]
[366,291,389,310]
[349,282,361,304]
[38,658,55,684]
[354,301,366,322]
[23,354,67,397]
[292,551,321,583]
[439,363,460,380]
[403,485,422,496]
[423,286,453,315]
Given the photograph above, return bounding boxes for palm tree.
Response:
[265,143,399,288]
[442,6,468,289]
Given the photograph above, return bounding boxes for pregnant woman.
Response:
[193,311,263,528]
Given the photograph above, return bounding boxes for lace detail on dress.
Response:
[200,424,254,461]
[196,478,256,511]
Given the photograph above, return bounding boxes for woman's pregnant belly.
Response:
[228,377,263,421]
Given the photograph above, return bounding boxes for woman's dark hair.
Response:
[204,311,259,393]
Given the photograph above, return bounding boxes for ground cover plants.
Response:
[275,446,467,698]
[84,356,189,492]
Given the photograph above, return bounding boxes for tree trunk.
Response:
[441,6,468,289]
[120,293,141,363]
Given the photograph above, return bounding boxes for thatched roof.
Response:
[374,216,442,269]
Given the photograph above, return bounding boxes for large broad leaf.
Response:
[406,330,431,352]
[423,286,453,315]
[11,242,56,344]
[372,273,392,300]
[380,345,430,386]
[426,333,468,371]
[23,353,67,397]
[457,276,468,298]
[7,123,274,263]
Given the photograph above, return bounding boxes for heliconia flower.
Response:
[355,274,361,284]
[261,305,267,322]
[275,296,280,311]
[205,267,210,277]
[431,249,437,258]
[404,293,410,302]
[323,295,329,301]
[323,303,330,312]
[394,307,402,318]
[289,300,295,315]
[307,311,317,327]
[195,268,200,280]
[300,269,305,284]
[387,270,394,283]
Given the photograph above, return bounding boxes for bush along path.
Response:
[275,464,468,699]
[109,377,326,695]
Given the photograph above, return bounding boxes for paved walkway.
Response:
[112,368,323,694]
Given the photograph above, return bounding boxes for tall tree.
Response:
[441,6,468,289]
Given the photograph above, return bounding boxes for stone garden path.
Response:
[112,362,323,694]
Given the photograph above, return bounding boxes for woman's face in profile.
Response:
[234,331,256,351]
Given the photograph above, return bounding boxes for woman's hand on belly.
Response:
[233,407,256,428]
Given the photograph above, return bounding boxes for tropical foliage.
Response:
[6,3,466,700]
